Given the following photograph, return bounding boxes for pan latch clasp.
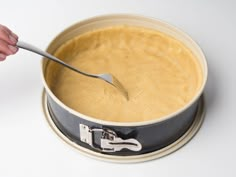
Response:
[79,124,142,152]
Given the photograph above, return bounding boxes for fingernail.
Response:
[11,32,18,39]
[8,45,18,53]
[0,53,6,61]
[9,35,17,43]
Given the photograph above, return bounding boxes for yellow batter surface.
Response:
[48,26,203,122]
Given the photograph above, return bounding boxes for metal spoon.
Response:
[16,41,128,99]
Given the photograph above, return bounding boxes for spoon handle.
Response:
[16,40,96,78]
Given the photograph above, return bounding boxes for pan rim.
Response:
[41,13,208,127]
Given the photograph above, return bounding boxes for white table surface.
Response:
[0,0,235,176]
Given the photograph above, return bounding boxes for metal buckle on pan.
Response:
[79,124,142,152]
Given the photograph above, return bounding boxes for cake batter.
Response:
[48,26,203,122]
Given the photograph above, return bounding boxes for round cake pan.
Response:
[41,14,208,159]
[42,90,205,163]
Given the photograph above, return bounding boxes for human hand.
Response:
[0,24,18,61]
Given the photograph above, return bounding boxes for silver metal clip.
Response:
[79,124,142,152]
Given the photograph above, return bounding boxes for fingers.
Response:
[0,25,18,44]
[0,53,6,61]
[0,28,17,45]
[0,24,11,33]
[0,24,18,61]
[0,24,18,39]
[0,39,18,57]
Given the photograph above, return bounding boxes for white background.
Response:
[0,0,235,176]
